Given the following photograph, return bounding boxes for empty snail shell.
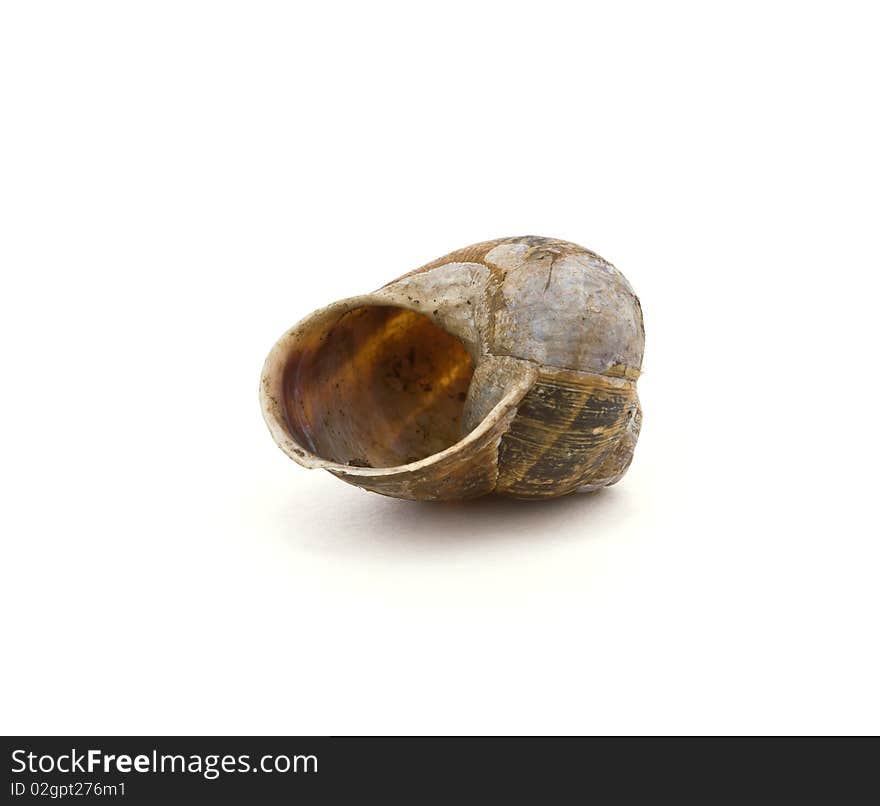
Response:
[260,236,644,501]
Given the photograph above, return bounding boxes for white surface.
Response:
[1,1,877,735]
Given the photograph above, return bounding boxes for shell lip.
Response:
[259,295,537,479]
[262,380,532,478]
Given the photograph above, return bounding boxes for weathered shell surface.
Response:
[261,236,644,501]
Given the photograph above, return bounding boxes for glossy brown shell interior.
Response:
[282,306,475,469]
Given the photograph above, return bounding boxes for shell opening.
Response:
[281,305,475,469]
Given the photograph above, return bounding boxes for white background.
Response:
[2,2,878,735]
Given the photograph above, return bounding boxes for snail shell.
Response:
[260,236,644,501]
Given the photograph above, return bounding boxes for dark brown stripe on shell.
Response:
[496,368,638,499]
